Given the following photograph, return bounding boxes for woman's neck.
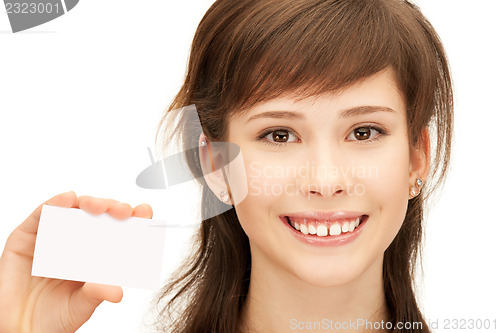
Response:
[238,250,388,333]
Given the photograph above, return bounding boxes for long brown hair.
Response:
[152,0,454,332]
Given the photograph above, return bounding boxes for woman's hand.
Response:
[0,191,153,333]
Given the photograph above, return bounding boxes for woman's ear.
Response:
[198,133,232,204]
[409,127,431,185]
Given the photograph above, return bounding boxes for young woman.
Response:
[0,0,453,332]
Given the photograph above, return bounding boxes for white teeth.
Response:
[289,216,363,236]
[329,223,341,236]
[316,224,328,237]
[348,220,355,232]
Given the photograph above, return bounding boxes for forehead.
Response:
[232,67,406,121]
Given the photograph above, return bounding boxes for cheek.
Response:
[357,141,410,243]
[244,152,296,200]
[365,146,409,198]
[233,153,287,235]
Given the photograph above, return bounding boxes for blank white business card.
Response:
[32,205,166,290]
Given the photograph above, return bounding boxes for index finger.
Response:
[17,191,78,235]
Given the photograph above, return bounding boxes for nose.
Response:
[296,143,350,199]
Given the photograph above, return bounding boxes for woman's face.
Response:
[226,67,413,287]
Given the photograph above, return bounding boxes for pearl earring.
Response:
[409,178,424,198]
[220,190,230,203]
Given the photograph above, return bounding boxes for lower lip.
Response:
[279,215,368,247]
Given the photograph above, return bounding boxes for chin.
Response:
[289,256,369,288]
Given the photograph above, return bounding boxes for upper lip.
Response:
[281,211,366,221]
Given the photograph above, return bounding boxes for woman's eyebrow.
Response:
[340,106,396,118]
[245,106,396,123]
[245,111,305,123]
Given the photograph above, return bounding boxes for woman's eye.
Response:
[346,126,385,142]
[259,128,299,146]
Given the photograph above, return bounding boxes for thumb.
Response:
[79,282,123,305]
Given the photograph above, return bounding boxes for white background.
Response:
[1,1,499,332]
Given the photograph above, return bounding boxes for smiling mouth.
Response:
[284,215,368,237]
